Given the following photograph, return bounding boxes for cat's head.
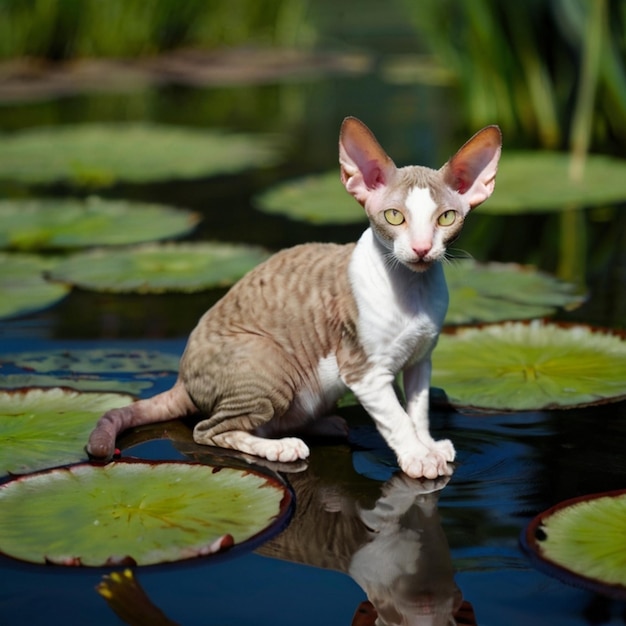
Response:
[339,117,501,272]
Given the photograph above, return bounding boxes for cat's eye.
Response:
[384,209,405,225]
[437,210,457,226]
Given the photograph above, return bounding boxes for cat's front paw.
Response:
[398,440,455,479]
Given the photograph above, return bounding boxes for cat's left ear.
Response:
[339,117,397,206]
[441,125,502,211]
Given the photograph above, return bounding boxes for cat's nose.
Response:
[412,244,432,259]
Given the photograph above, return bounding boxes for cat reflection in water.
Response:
[88,117,501,479]
[257,465,473,626]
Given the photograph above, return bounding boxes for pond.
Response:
[1,57,625,626]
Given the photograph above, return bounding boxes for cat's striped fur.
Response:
[87,117,501,478]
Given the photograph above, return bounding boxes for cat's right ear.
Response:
[339,117,396,206]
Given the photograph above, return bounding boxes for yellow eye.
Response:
[437,210,457,226]
[384,209,405,225]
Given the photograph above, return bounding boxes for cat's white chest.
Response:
[349,229,448,371]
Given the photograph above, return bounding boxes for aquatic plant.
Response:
[523,489,626,599]
[0,460,292,567]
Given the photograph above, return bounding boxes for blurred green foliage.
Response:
[0,0,314,59]
[403,0,626,150]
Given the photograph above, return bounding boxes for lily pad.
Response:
[47,242,270,293]
[0,197,200,251]
[481,152,626,214]
[0,375,153,396]
[0,460,292,567]
[444,260,584,324]
[522,490,626,599]
[254,170,364,224]
[0,253,70,320]
[0,349,180,395]
[432,321,626,411]
[0,123,281,187]
[0,349,180,375]
[0,388,134,475]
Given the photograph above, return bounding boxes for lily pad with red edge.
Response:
[0,388,134,475]
[431,321,626,411]
[521,490,626,599]
[0,460,293,567]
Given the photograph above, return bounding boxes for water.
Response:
[1,66,625,625]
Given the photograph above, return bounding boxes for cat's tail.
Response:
[86,380,198,460]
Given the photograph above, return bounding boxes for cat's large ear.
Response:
[339,117,396,206]
[441,125,502,211]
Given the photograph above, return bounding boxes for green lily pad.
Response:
[482,152,626,214]
[0,253,70,320]
[0,123,281,187]
[522,490,626,599]
[0,349,180,395]
[444,260,584,324]
[432,321,626,411]
[0,197,200,251]
[0,349,180,375]
[0,388,134,475]
[47,242,270,293]
[0,460,292,567]
[254,170,364,224]
[0,375,153,395]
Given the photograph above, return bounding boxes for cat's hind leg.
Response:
[207,430,310,463]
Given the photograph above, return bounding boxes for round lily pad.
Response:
[0,197,200,251]
[0,253,70,320]
[0,349,180,375]
[254,170,364,224]
[0,349,180,395]
[482,152,626,214]
[444,260,584,324]
[432,321,626,411]
[47,242,270,293]
[0,123,281,187]
[0,388,134,475]
[0,460,292,567]
[522,490,626,599]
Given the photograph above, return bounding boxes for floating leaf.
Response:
[0,374,153,395]
[0,349,180,375]
[254,170,364,224]
[47,242,270,293]
[481,152,626,214]
[0,349,180,395]
[0,460,292,567]
[0,197,200,251]
[432,321,626,411]
[0,123,281,187]
[0,388,133,475]
[0,253,70,320]
[444,260,584,324]
[522,490,626,599]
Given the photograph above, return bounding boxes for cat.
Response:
[87,116,501,479]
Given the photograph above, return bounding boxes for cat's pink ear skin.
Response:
[339,117,396,206]
[442,125,502,211]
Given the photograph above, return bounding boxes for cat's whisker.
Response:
[443,248,474,266]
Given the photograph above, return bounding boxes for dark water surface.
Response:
[1,70,625,626]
